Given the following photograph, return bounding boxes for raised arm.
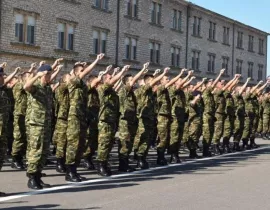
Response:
[190,94,201,105]
[182,76,196,89]
[79,53,105,79]
[165,68,186,88]
[211,69,225,88]
[222,75,238,91]
[149,67,170,87]
[130,62,149,87]
[51,58,63,70]
[192,77,206,92]
[112,67,120,77]
[51,82,60,92]
[256,81,269,95]
[250,80,263,94]
[24,71,46,92]
[50,65,63,83]
[228,75,240,91]
[153,69,161,77]
[4,67,21,86]
[176,70,193,89]
[239,77,251,95]
[109,65,130,85]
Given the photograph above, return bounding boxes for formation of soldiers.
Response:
[0,54,270,195]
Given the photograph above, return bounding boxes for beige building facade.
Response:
[0,0,268,83]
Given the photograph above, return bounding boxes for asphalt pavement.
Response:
[0,138,270,210]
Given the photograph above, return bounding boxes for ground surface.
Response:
[0,139,270,210]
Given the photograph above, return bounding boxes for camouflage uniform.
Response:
[257,99,264,134]
[83,86,100,160]
[182,91,193,145]
[156,85,172,154]
[212,90,226,144]
[0,86,11,170]
[242,93,255,144]
[262,97,270,135]
[168,87,186,155]
[11,82,27,162]
[252,95,260,135]
[202,87,215,146]
[27,81,52,174]
[118,84,138,158]
[66,77,88,166]
[223,91,235,146]
[6,87,14,154]
[97,84,120,162]
[134,85,156,158]
[53,84,69,159]
[233,93,245,143]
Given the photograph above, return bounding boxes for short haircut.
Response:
[87,75,97,83]
[143,74,154,83]
[122,74,132,85]
[73,64,84,74]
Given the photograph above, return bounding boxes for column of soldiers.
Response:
[0,55,270,195]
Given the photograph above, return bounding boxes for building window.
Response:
[209,21,216,40]
[15,13,36,44]
[208,54,215,73]
[151,2,162,25]
[127,0,138,18]
[237,31,243,49]
[125,37,137,60]
[258,64,263,80]
[149,42,160,64]
[222,56,229,75]
[93,30,107,54]
[95,0,109,10]
[192,16,201,37]
[236,59,243,74]
[248,62,254,79]
[171,47,180,67]
[259,38,264,54]
[57,23,74,50]
[172,10,182,31]
[191,50,200,71]
[248,35,254,52]
[223,27,229,45]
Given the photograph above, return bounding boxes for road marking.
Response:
[0,146,269,203]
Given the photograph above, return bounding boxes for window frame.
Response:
[93,29,108,55]
[57,22,75,51]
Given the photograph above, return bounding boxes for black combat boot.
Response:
[118,155,135,172]
[212,144,223,155]
[189,149,200,159]
[83,156,95,170]
[97,161,112,177]
[27,173,43,190]
[65,165,81,182]
[56,158,66,173]
[137,156,149,169]
[37,172,51,188]
[133,149,138,161]
[250,137,259,149]
[11,156,25,170]
[170,153,181,164]
[262,133,268,140]
[45,159,54,166]
[222,137,232,153]
[232,142,241,151]
[156,149,167,166]
[0,192,6,197]
[202,144,212,157]
[242,138,251,150]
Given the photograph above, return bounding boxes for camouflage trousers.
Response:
[157,115,171,152]
[257,115,263,134]
[96,121,117,162]
[202,114,215,145]
[27,124,50,174]
[83,121,99,159]
[0,113,8,170]
[253,114,259,135]
[187,117,201,150]
[118,119,138,157]
[168,117,185,154]
[263,113,270,134]
[212,113,225,144]
[233,115,245,142]
[223,114,235,139]
[66,116,87,165]
[133,118,155,157]
[53,119,67,159]
[12,115,27,159]
[7,111,14,154]
[242,114,255,139]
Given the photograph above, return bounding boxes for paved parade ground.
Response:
[1,139,270,210]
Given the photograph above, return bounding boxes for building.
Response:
[0,0,268,83]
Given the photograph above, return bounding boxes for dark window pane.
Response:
[127,1,131,15]
[176,54,180,67]
[94,38,99,54]
[126,44,130,59]
[134,4,137,17]
[101,40,106,53]
[58,32,64,49]
[68,34,74,50]
[156,50,160,63]
[150,49,154,62]
[171,53,175,66]
[133,46,137,60]
[95,0,100,8]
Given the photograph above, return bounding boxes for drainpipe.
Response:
[115,0,120,67]
[185,4,190,68]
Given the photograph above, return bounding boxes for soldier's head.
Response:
[37,64,52,84]
[61,73,70,84]
[7,76,18,88]
[138,78,145,86]
[86,75,97,86]
[160,75,170,86]
[216,80,225,89]
[73,63,85,76]
[144,74,154,85]
[122,74,133,86]
[20,72,31,82]
[102,73,112,84]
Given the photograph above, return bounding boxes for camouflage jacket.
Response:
[214,90,226,114]
[87,86,100,123]
[157,85,171,116]
[203,87,215,115]
[55,83,69,121]
[13,82,27,116]
[169,86,186,119]
[224,91,235,116]
[233,93,245,117]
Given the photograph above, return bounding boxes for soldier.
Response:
[168,70,191,163]
[96,65,129,176]
[53,73,70,173]
[257,94,264,138]
[118,63,149,172]
[232,77,250,151]
[11,63,36,170]
[134,68,169,169]
[65,54,104,182]
[262,93,270,139]
[202,69,225,157]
